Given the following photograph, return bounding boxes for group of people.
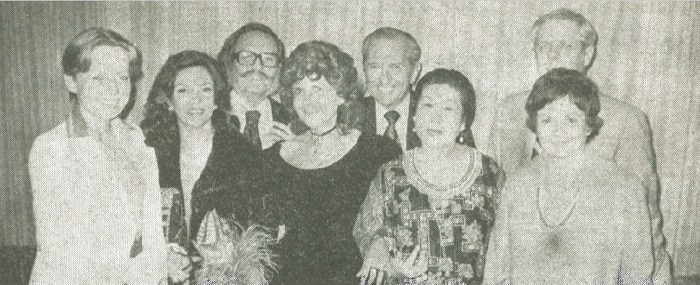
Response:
[28,7,671,285]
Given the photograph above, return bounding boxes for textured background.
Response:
[1,1,698,277]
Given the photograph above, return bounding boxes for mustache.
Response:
[241,70,272,80]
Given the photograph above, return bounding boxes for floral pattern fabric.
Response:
[354,148,502,285]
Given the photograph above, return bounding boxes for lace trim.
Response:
[402,147,483,199]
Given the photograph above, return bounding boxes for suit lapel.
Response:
[270,98,292,124]
[361,96,377,135]
[406,90,421,150]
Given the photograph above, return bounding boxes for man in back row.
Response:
[488,8,671,284]
[218,22,293,150]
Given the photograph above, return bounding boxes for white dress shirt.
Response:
[229,90,276,150]
[374,94,411,151]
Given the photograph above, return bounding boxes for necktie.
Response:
[244,110,261,149]
[383,110,400,144]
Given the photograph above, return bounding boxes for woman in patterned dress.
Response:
[354,68,503,285]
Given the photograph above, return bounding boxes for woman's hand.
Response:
[167,243,192,283]
[387,245,427,280]
[357,238,391,285]
[357,239,427,285]
[266,122,296,144]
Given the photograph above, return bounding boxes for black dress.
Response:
[264,132,401,285]
[152,110,280,252]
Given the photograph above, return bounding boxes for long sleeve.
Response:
[28,136,80,284]
[131,144,168,284]
[483,180,512,285]
[618,176,654,285]
[353,169,388,258]
[613,107,671,283]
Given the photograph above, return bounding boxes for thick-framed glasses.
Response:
[234,50,281,67]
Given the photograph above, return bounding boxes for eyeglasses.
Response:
[233,50,281,67]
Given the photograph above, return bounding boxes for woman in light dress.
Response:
[483,68,653,284]
[29,27,167,284]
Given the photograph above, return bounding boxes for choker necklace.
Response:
[310,126,337,137]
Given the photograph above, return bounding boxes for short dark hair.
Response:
[415,68,476,147]
[141,50,232,149]
[280,40,362,134]
[62,27,143,119]
[362,27,421,66]
[525,67,603,142]
[217,22,285,69]
[416,69,476,127]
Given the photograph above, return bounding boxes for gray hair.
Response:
[532,8,598,50]
[362,27,421,66]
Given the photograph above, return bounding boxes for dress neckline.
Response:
[274,131,368,171]
[403,147,483,199]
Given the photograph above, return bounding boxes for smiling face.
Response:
[292,75,344,133]
[65,45,131,120]
[172,66,216,129]
[363,38,420,109]
[229,31,281,101]
[535,97,590,157]
[414,84,465,148]
[534,19,594,76]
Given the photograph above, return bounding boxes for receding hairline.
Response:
[362,29,420,65]
[233,30,280,53]
[531,9,598,48]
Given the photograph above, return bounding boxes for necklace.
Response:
[310,125,337,137]
[308,126,338,155]
[536,168,582,228]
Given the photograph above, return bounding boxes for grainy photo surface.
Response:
[0,1,698,284]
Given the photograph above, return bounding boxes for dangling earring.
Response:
[457,130,466,144]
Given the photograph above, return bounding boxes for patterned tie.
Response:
[243,110,261,149]
[383,110,400,144]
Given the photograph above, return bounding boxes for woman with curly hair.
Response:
[263,41,401,284]
[141,50,280,283]
[354,68,504,285]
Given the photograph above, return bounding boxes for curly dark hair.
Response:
[415,68,477,147]
[279,40,362,134]
[525,67,603,142]
[62,27,143,119]
[140,50,232,149]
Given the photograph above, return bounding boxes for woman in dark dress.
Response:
[264,41,401,284]
[141,50,279,283]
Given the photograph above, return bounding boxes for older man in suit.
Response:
[488,8,671,284]
[359,27,422,151]
[218,22,292,150]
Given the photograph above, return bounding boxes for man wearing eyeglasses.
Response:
[218,22,292,150]
[488,8,671,284]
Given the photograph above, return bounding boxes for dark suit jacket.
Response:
[359,92,421,151]
[359,91,476,150]
[229,97,294,131]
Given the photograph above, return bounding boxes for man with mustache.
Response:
[218,22,292,150]
[488,8,671,284]
[359,27,423,151]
